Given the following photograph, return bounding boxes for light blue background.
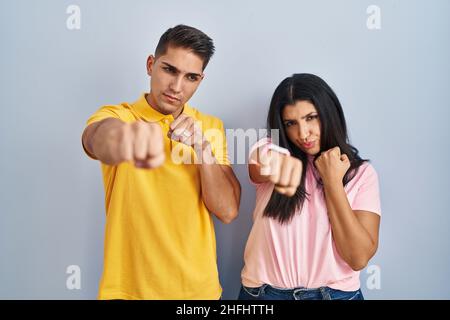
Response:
[1,0,449,299]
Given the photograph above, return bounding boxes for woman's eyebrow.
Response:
[301,112,317,119]
[283,112,316,121]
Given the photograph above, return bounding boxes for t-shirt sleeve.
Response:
[86,104,128,127]
[204,118,230,166]
[83,104,129,159]
[247,137,270,186]
[351,163,382,216]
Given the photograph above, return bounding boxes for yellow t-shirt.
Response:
[85,94,230,299]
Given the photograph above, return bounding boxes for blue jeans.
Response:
[238,284,364,300]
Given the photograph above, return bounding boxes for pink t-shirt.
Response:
[241,139,381,291]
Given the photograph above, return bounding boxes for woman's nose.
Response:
[299,125,309,140]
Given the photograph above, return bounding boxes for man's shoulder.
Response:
[87,101,135,124]
[98,101,133,114]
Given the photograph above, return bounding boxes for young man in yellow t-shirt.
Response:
[81,25,241,299]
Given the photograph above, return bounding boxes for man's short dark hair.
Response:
[155,24,215,70]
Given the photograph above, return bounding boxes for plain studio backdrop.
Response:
[1,0,449,299]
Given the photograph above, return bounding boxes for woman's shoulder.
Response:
[351,161,379,185]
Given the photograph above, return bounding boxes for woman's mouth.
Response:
[301,141,315,149]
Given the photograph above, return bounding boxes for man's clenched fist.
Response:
[91,119,165,169]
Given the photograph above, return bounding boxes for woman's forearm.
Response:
[323,181,376,271]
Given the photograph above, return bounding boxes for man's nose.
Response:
[169,76,183,93]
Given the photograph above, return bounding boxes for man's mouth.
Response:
[163,93,181,102]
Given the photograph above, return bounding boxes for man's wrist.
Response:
[195,139,216,164]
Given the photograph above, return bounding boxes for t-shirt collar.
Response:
[132,93,195,122]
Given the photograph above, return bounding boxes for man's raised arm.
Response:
[82,118,165,169]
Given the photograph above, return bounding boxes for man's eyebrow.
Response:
[161,62,179,72]
[161,62,202,78]
[186,72,202,78]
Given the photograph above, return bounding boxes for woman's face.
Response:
[282,100,321,156]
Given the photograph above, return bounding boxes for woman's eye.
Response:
[307,115,318,121]
[284,121,294,127]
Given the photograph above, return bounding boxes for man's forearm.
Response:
[196,142,240,224]
[84,118,125,164]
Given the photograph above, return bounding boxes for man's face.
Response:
[146,46,204,117]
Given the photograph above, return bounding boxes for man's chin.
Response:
[158,101,182,115]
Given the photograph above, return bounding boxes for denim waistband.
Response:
[266,284,331,299]
[241,284,363,300]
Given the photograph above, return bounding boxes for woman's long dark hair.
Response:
[264,73,368,224]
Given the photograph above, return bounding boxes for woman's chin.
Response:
[297,146,318,156]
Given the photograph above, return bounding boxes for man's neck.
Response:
[172,106,184,119]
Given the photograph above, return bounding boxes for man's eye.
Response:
[163,67,176,74]
[187,75,199,82]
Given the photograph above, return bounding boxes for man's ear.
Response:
[147,55,155,76]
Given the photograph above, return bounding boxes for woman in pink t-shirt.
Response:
[239,73,381,300]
